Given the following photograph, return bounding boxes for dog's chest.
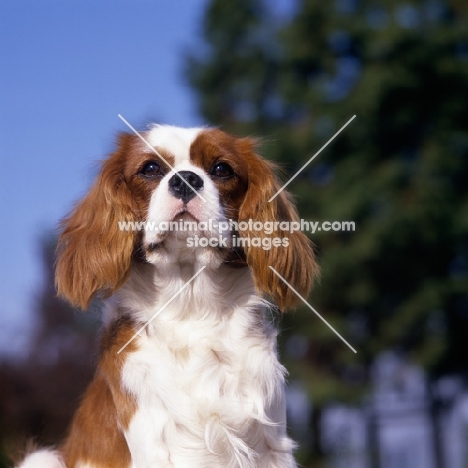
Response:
[122,315,268,410]
[119,311,284,466]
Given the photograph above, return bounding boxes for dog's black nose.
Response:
[168,171,204,203]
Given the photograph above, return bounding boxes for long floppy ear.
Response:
[55,134,138,310]
[238,139,319,311]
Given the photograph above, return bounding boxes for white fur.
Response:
[16,450,66,468]
[145,125,203,166]
[110,263,296,468]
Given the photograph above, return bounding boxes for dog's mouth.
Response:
[145,210,201,252]
[174,209,198,223]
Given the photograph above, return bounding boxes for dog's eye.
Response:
[211,162,234,179]
[140,161,162,178]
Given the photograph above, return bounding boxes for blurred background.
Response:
[1,0,467,467]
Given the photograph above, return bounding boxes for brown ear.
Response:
[55,135,138,310]
[238,140,319,311]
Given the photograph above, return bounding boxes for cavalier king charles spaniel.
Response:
[18,125,318,468]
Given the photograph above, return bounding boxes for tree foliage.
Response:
[187,0,468,443]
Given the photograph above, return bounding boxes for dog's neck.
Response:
[104,261,262,326]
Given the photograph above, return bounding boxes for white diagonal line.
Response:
[269,266,357,353]
[118,114,207,202]
[268,115,356,202]
[117,266,206,354]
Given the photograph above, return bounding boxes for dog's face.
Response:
[134,127,250,265]
[56,125,318,310]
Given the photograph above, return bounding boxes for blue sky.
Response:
[0,0,208,355]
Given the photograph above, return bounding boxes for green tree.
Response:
[187,0,468,465]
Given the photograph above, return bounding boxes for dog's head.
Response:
[56,125,318,310]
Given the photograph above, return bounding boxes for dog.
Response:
[17,125,318,468]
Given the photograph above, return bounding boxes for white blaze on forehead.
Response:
[145,125,205,165]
